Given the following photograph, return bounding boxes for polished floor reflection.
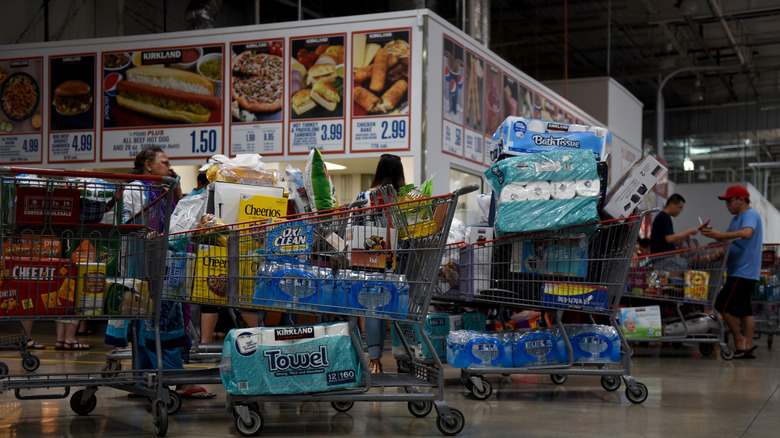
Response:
[1,321,778,437]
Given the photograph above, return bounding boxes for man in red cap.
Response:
[702,185,762,359]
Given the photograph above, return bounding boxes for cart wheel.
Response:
[0,362,8,376]
[720,346,735,360]
[22,355,40,372]
[436,407,465,436]
[407,400,433,417]
[550,374,567,385]
[600,376,621,392]
[235,407,263,437]
[101,361,122,378]
[166,389,182,415]
[330,401,354,413]
[153,400,168,437]
[470,379,492,400]
[625,382,648,404]
[698,343,714,356]
[70,389,98,415]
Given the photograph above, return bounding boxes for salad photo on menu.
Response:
[351,30,410,116]
[102,45,223,127]
[290,35,345,119]
[230,40,284,123]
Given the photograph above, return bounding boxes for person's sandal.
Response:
[63,341,90,350]
[369,359,383,374]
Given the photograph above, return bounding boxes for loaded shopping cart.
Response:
[0,166,179,436]
[752,243,780,348]
[158,184,477,436]
[626,241,733,359]
[433,212,651,404]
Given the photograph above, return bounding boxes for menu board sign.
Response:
[48,54,96,163]
[229,39,285,156]
[350,28,411,152]
[100,44,225,161]
[0,57,44,164]
[288,34,346,154]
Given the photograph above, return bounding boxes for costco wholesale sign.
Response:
[0,10,594,175]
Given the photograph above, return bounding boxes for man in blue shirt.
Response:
[702,185,763,359]
[650,193,699,254]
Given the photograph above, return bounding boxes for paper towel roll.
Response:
[294,324,328,343]
[325,321,349,337]
[551,180,576,199]
[525,181,552,200]
[575,179,600,197]
[500,182,528,203]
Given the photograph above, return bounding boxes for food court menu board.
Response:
[100,44,225,161]
[48,53,96,163]
[288,34,346,155]
[350,28,411,152]
[0,57,44,164]
[229,39,284,156]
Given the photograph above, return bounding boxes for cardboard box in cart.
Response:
[0,257,76,316]
[602,156,667,219]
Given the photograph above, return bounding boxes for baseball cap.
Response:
[717,185,749,200]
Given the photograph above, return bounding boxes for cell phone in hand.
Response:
[699,217,710,231]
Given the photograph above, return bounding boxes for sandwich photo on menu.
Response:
[289,38,344,119]
[352,32,409,116]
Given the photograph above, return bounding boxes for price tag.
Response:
[442,119,463,156]
[49,132,95,162]
[231,124,283,155]
[290,120,344,154]
[102,126,222,160]
[464,130,484,163]
[351,117,409,151]
[0,134,42,164]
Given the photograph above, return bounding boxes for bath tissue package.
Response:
[390,314,451,359]
[484,150,600,236]
[220,321,363,395]
[489,116,610,162]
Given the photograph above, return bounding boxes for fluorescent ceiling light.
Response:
[324,161,346,170]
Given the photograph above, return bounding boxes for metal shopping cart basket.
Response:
[433,211,651,404]
[159,184,477,436]
[752,243,780,348]
[627,241,733,359]
[0,166,178,436]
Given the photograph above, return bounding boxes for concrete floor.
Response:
[1,320,778,437]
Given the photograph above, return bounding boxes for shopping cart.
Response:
[160,184,477,436]
[433,212,650,404]
[0,166,178,436]
[752,243,780,348]
[626,241,733,359]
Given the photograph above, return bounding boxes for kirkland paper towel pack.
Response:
[489,116,610,161]
[220,321,363,395]
[484,149,600,236]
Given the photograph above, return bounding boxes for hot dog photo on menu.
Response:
[289,35,345,119]
[351,30,410,117]
[230,39,284,123]
[102,45,223,128]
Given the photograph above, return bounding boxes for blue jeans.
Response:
[365,318,386,360]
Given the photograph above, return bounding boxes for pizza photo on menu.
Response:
[230,40,284,123]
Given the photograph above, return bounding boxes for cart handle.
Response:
[453,184,480,197]
[0,166,173,184]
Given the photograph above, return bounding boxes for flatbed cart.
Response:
[162,184,477,436]
[433,212,651,404]
[752,243,780,348]
[626,241,733,359]
[0,167,178,436]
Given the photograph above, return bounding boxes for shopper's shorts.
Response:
[715,276,756,318]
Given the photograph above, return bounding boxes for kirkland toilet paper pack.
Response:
[484,149,600,236]
[220,321,363,395]
[489,116,610,161]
